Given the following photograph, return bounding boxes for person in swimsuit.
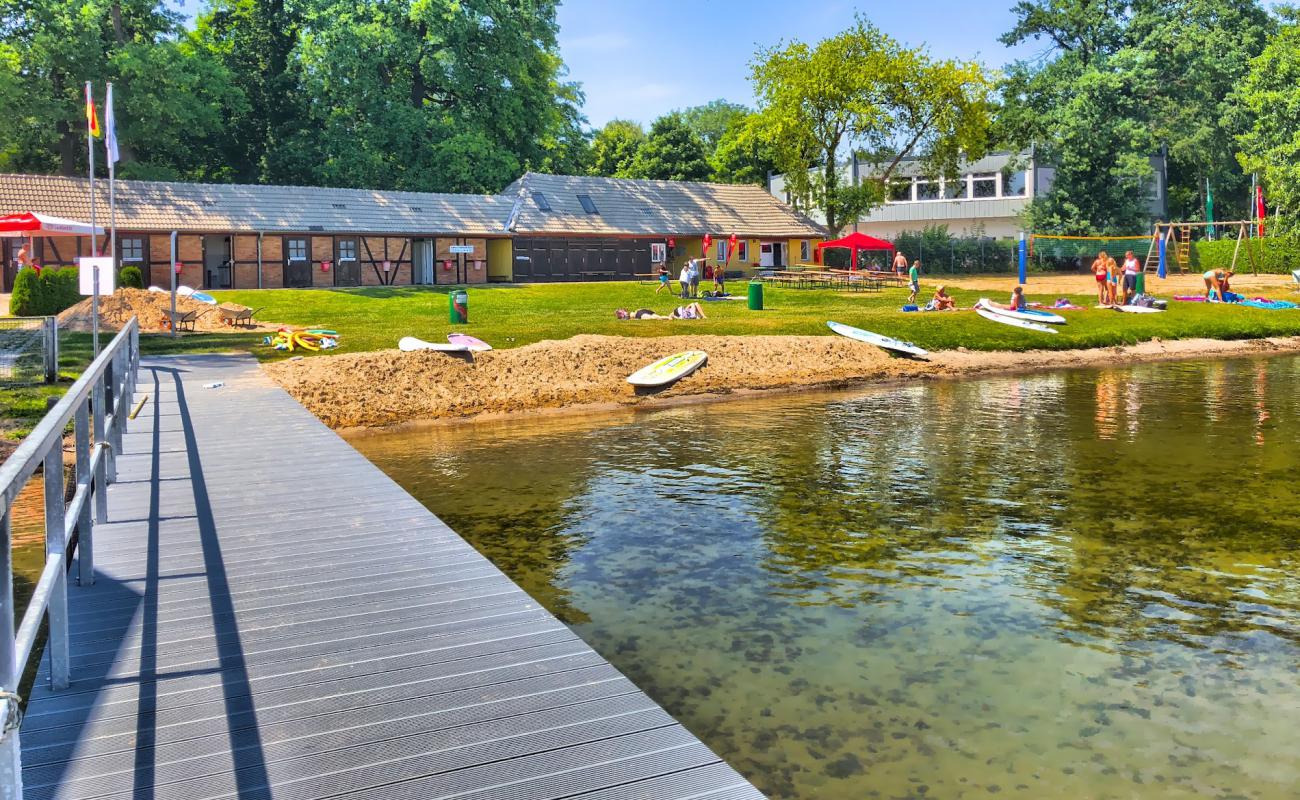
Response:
[930,285,955,310]
[655,265,671,294]
[713,263,726,295]
[981,286,1028,312]
[671,302,707,319]
[892,251,908,275]
[1105,255,1119,305]
[1121,251,1141,304]
[1203,268,1234,302]
[1091,252,1109,305]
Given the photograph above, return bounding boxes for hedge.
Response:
[1193,238,1300,274]
[10,267,83,317]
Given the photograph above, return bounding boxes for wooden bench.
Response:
[578,271,616,280]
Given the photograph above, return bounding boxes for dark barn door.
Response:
[334,238,361,287]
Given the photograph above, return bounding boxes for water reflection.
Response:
[350,355,1300,800]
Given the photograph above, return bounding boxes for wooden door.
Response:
[334,238,360,286]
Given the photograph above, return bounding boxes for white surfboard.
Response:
[399,336,471,353]
[827,321,928,357]
[976,299,1066,324]
[1115,305,1163,313]
[447,332,493,351]
[627,351,708,387]
[976,307,1058,334]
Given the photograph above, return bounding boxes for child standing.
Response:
[908,260,921,304]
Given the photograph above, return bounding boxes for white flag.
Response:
[105,82,119,164]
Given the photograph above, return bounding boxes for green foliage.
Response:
[678,100,750,155]
[750,16,993,234]
[626,113,711,182]
[710,113,777,185]
[118,265,143,288]
[588,120,645,178]
[11,267,81,316]
[1194,238,1300,274]
[1000,0,1276,233]
[1234,18,1300,240]
[891,225,1020,274]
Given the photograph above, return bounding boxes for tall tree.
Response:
[678,99,750,156]
[710,113,777,185]
[750,17,993,234]
[588,119,645,177]
[1234,12,1300,238]
[626,113,711,182]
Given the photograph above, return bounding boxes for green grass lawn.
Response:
[206,282,1300,360]
[4,280,1300,441]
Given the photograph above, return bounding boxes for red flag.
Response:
[1256,186,1266,238]
[701,233,712,259]
[726,234,738,264]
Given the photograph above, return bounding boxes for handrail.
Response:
[0,317,139,798]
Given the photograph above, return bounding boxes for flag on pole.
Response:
[85,84,101,138]
[701,233,713,260]
[1256,185,1266,238]
[1205,178,1215,241]
[105,83,119,163]
[726,234,738,264]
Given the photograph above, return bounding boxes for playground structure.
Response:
[1146,221,1259,276]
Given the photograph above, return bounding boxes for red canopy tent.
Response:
[818,231,894,270]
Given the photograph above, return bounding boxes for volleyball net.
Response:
[1028,234,1150,262]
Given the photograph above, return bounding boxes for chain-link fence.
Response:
[0,317,58,385]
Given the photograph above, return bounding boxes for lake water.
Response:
[349,356,1300,799]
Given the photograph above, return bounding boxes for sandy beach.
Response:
[265,332,1300,430]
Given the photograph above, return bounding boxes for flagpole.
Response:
[86,81,99,356]
[107,82,117,316]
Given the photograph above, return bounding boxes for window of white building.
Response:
[972,174,998,199]
[1001,168,1027,196]
[916,180,940,201]
[942,179,966,200]
[889,180,912,202]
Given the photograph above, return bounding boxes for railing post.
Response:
[103,358,117,485]
[74,401,93,587]
[42,448,68,691]
[0,512,22,800]
[43,317,58,386]
[92,373,108,524]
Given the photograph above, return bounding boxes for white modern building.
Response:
[768,149,1168,239]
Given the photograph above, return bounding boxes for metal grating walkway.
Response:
[19,354,764,800]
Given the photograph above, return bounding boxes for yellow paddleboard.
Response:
[626,351,708,387]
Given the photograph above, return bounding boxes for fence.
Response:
[0,317,139,797]
[0,318,58,385]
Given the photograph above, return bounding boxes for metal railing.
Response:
[0,317,139,795]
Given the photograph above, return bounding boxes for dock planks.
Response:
[20,354,764,800]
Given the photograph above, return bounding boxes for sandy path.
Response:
[266,333,1300,430]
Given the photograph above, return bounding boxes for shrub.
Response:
[10,266,83,316]
[1193,237,1300,274]
[118,265,143,289]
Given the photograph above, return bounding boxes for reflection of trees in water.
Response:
[352,427,602,625]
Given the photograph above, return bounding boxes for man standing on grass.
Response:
[893,250,908,275]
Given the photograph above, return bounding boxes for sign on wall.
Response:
[78,256,115,296]
[449,245,475,254]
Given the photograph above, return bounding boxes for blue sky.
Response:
[557,0,1047,128]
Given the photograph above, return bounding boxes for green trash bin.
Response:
[449,289,468,324]
[1135,273,1146,296]
[747,280,764,311]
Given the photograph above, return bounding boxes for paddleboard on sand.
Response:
[399,336,471,353]
[627,351,708,387]
[827,320,928,357]
[976,299,1066,324]
[447,332,492,352]
[1115,305,1163,313]
[976,307,1058,334]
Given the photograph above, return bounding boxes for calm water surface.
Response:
[349,356,1300,799]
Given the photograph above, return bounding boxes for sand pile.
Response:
[57,289,270,333]
[266,334,914,428]
[265,333,1300,430]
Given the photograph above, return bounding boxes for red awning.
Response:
[0,212,105,237]
[818,231,894,269]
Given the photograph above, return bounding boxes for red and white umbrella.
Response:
[0,211,104,238]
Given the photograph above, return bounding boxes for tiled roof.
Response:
[0,174,511,236]
[0,172,825,239]
[503,172,826,238]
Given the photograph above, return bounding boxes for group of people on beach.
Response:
[1091,250,1143,306]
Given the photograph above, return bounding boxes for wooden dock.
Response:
[19,354,763,800]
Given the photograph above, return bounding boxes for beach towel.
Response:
[1240,299,1298,311]
[1174,295,1206,302]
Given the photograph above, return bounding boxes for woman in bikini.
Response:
[1092,252,1109,305]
